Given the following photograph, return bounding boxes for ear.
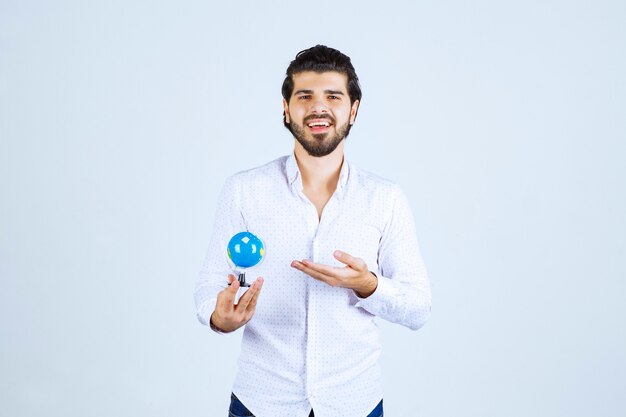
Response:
[283,98,290,123]
[349,99,360,125]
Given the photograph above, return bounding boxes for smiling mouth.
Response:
[306,118,333,133]
[307,121,331,128]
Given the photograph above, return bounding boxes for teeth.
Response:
[308,122,330,127]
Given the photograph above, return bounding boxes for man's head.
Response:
[282,45,362,157]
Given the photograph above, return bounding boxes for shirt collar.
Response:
[285,153,300,186]
[285,153,350,192]
[338,156,350,190]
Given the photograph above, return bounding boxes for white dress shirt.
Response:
[195,154,431,417]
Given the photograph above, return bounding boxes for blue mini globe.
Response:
[227,232,265,269]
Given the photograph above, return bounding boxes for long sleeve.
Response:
[194,176,246,331]
[355,186,432,330]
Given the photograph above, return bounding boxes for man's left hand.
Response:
[291,250,378,298]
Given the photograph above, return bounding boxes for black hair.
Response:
[282,45,362,127]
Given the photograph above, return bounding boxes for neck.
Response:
[294,141,344,191]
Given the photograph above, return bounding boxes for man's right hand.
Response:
[210,274,264,333]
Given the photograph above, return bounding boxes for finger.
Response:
[334,250,367,272]
[241,277,264,314]
[221,274,240,307]
[300,259,354,280]
[216,275,234,309]
[291,260,337,285]
[246,279,263,312]
[217,274,235,297]
[236,280,259,311]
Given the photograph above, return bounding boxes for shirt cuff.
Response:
[354,274,401,317]
[210,316,232,335]
[197,297,232,336]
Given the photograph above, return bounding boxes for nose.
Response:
[308,97,329,114]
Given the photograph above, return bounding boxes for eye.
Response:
[328,95,341,100]
[297,95,311,100]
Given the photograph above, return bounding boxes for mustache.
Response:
[303,114,335,124]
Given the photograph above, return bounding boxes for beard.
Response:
[288,115,352,157]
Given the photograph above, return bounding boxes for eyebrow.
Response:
[294,89,346,95]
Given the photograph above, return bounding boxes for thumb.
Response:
[334,250,367,271]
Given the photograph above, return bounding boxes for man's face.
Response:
[283,71,360,157]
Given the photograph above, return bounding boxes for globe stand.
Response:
[227,272,251,287]
[238,272,250,287]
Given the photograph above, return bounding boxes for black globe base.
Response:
[227,272,251,287]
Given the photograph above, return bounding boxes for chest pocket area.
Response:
[326,219,382,273]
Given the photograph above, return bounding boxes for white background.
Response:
[1,1,625,416]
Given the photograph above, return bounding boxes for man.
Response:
[195,45,431,417]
